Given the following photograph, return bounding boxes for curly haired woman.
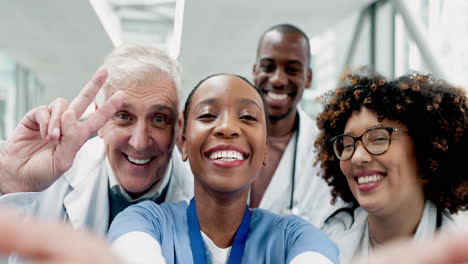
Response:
[316,70,468,263]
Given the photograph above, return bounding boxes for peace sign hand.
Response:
[0,68,125,193]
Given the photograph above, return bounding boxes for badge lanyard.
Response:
[187,198,251,264]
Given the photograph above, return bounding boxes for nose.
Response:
[351,141,372,166]
[270,68,288,87]
[213,112,240,138]
[129,121,151,151]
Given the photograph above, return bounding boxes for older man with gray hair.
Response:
[0,44,193,240]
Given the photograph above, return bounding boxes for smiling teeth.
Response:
[268,92,288,100]
[209,151,244,161]
[358,174,384,184]
[127,156,152,165]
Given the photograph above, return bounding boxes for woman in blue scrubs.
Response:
[107,73,339,264]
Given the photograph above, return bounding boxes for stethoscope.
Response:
[281,115,300,216]
[324,204,443,229]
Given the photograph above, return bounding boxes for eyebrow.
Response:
[343,125,385,135]
[239,98,262,111]
[259,57,304,67]
[194,98,262,111]
[120,103,176,115]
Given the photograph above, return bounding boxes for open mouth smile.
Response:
[123,154,155,165]
[353,171,386,192]
[267,91,288,101]
[356,174,384,184]
[204,145,250,168]
[208,150,246,161]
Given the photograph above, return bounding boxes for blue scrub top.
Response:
[108,200,339,264]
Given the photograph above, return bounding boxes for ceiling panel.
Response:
[0,0,113,103]
[178,0,376,97]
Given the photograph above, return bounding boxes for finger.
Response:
[21,106,49,139]
[0,209,73,260]
[68,68,108,119]
[0,209,119,264]
[79,90,126,139]
[354,230,468,264]
[32,106,51,139]
[47,98,69,140]
[426,229,468,264]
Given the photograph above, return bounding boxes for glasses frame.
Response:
[330,126,408,161]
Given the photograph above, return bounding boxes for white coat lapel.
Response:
[63,163,110,235]
[258,131,297,214]
[295,110,315,183]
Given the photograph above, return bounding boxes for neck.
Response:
[268,108,298,137]
[194,183,249,248]
[367,195,425,247]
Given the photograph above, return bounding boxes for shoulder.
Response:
[75,137,106,162]
[166,148,194,202]
[252,209,339,263]
[252,208,323,234]
[321,204,369,253]
[297,108,318,154]
[108,201,187,242]
[323,204,364,230]
[116,200,187,224]
[298,108,317,132]
[62,137,106,185]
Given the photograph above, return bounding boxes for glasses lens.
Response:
[363,128,390,154]
[333,135,354,160]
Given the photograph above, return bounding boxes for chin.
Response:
[209,182,250,196]
[358,199,384,215]
[119,177,155,194]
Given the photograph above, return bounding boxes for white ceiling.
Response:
[0,0,113,103]
[0,0,375,104]
[178,0,376,97]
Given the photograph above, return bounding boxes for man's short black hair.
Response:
[256,23,311,64]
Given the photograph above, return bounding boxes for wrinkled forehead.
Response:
[105,71,179,111]
[105,71,177,98]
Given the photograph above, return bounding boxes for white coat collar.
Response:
[325,201,455,263]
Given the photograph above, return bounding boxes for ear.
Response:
[181,136,188,162]
[252,63,258,76]
[175,112,184,153]
[305,68,313,89]
[179,111,189,161]
[262,140,269,166]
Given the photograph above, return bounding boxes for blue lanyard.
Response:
[186,198,251,264]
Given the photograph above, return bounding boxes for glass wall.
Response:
[301,0,468,119]
[0,52,44,140]
[396,0,468,89]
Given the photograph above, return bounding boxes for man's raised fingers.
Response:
[68,68,108,119]
[79,90,126,139]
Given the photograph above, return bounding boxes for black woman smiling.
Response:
[108,74,339,264]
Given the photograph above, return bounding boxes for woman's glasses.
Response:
[330,126,408,160]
